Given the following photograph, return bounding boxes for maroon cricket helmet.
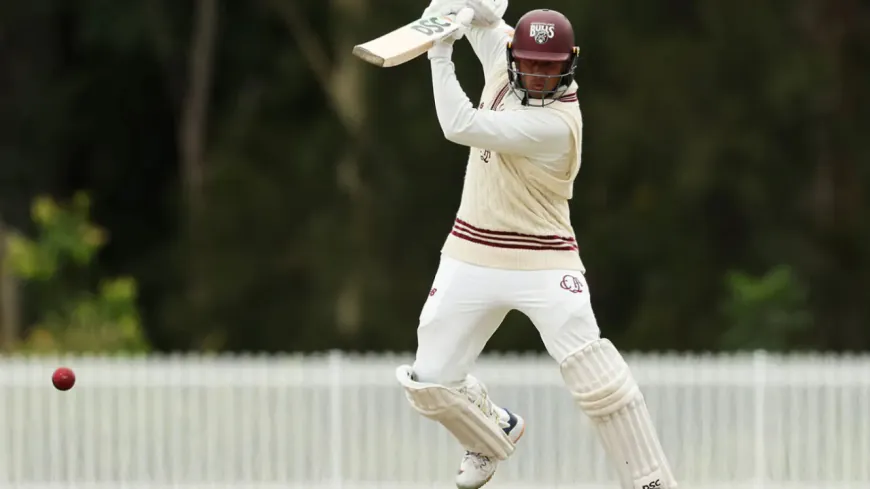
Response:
[506,9,580,105]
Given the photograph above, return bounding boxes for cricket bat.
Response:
[352,15,465,68]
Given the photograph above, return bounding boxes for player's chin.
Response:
[528,89,551,100]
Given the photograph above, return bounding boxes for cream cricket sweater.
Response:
[430,39,585,272]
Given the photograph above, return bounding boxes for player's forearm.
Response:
[430,55,512,151]
[430,55,571,156]
[430,55,479,145]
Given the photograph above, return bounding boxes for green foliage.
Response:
[719,265,812,351]
[0,1,867,352]
[5,193,105,280]
[3,193,149,354]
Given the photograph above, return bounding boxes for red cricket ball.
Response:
[52,367,76,391]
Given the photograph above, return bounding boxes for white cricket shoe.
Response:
[455,408,526,489]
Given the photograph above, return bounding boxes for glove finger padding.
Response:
[467,0,506,27]
[422,0,467,18]
[450,8,475,41]
[435,7,474,46]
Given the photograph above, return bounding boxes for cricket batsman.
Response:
[393,1,678,488]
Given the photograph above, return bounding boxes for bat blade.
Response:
[352,16,463,68]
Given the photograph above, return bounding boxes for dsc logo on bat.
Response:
[411,17,453,36]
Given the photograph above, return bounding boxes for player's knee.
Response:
[559,338,643,419]
[411,345,469,385]
[410,359,464,386]
[409,364,444,384]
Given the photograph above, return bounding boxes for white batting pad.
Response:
[560,340,677,489]
[396,365,515,460]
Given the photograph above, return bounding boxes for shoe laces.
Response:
[462,451,492,470]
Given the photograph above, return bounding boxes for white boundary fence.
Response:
[1,350,869,489]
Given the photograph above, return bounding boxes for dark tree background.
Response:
[0,0,867,354]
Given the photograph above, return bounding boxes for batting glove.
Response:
[467,0,507,27]
[428,8,474,59]
[421,0,466,18]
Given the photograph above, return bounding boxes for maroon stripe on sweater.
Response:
[450,231,578,251]
[455,219,576,243]
[489,84,510,110]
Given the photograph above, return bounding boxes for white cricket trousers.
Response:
[413,255,601,385]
